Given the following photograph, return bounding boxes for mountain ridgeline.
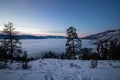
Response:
[83,29,120,44]
[0,34,66,39]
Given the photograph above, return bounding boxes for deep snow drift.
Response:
[0,59,120,80]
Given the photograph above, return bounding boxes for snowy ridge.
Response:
[0,59,120,80]
[84,29,120,44]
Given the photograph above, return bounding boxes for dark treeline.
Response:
[97,39,120,60]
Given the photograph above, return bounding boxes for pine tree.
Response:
[109,39,120,60]
[0,46,7,66]
[1,22,22,63]
[97,40,109,59]
[22,51,28,69]
[65,27,81,59]
[97,38,120,60]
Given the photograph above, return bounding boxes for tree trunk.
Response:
[73,39,75,59]
[10,27,13,63]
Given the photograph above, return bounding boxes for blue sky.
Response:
[0,0,120,37]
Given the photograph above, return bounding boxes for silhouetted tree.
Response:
[97,38,120,60]
[81,48,92,60]
[65,27,81,59]
[42,51,59,59]
[109,39,120,59]
[97,40,107,59]
[0,46,7,66]
[22,51,28,69]
[1,22,22,63]
[60,53,66,59]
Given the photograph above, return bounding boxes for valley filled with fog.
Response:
[21,39,96,58]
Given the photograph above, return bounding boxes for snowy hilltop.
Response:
[83,29,120,44]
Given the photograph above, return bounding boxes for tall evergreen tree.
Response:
[65,27,81,59]
[97,40,110,59]
[97,39,120,60]
[1,22,22,63]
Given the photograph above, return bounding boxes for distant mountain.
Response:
[83,29,120,44]
[0,34,66,39]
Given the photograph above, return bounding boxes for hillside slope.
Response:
[84,29,120,44]
[0,59,120,80]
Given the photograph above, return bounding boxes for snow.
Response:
[90,29,120,44]
[0,59,120,80]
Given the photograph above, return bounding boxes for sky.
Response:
[0,0,120,37]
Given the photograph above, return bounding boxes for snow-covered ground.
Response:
[21,39,96,57]
[0,59,120,80]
